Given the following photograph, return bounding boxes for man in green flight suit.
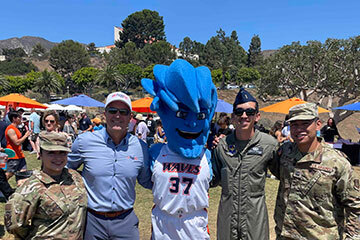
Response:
[272,102,360,239]
[211,88,278,240]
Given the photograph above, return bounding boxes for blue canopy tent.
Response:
[333,102,360,111]
[51,94,105,107]
[215,99,233,113]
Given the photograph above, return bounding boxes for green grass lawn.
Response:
[0,151,279,240]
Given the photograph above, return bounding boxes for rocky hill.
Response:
[0,36,57,54]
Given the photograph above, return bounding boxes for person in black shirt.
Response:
[79,112,93,133]
[320,117,341,142]
[145,114,156,147]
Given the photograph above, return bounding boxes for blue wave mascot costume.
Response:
[142,59,217,239]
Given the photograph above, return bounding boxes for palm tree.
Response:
[33,70,63,102]
[96,65,125,91]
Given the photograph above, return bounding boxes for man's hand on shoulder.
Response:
[212,135,225,149]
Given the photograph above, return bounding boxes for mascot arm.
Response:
[209,148,222,188]
[205,149,213,181]
[148,143,165,173]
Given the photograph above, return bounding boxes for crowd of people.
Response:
[0,59,359,240]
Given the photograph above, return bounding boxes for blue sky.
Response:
[2,0,360,50]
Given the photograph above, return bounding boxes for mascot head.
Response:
[141,59,217,158]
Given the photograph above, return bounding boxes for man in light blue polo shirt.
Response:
[28,108,40,154]
[67,91,152,240]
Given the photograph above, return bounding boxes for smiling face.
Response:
[232,102,260,134]
[104,101,131,138]
[158,103,211,158]
[41,150,68,176]
[290,118,321,148]
[44,115,57,132]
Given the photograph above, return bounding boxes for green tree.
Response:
[106,42,141,66]
[87,42,100,56]
[236,67,261,85]
[96,65,125,91]
[211,69,230,86]
[32,70,64,101]
[49,40,90,79]
[142,64,155,79]
[25,70,42,82]
[2,48,27,60]
[0,74,10,94]
[117,9,166,49]
[247,35,263,67]
[179,37,193,59]
[5,75,33,93]
[116,64,143,90]
[0,58,37,75]
[31,43,48,59]
[72,67,99,95]
[322,36,360,121]
[257,37,360,122]
[141,41,176,66]
[178,37,203,65]
[202,29,247,89]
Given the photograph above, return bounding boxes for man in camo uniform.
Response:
[272,102,360,239]
[4,131,87,239]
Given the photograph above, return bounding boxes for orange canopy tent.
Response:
[131,97,156,113]
[0,93,48,109]
[260,97,330,114]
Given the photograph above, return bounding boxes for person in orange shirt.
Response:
[5,111,31,183]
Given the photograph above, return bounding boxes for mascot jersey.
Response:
[151,144,211,215]
[150,143,211,240]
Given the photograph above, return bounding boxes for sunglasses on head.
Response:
[45,119,55,124]
[234,108,257,116]
[106,107,130,116]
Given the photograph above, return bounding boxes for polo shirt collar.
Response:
[102,127,129,146]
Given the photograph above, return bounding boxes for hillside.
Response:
[0,36,57,54]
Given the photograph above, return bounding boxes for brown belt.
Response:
[88,208,132,218]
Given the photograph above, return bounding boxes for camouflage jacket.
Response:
[5,168,87,240]
[272,140,360,239]
[212,130,278,240]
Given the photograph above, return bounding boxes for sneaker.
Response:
[30,151,37,154]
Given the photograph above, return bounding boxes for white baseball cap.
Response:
[105,92,132,111]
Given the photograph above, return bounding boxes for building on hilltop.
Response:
[96,26,198,61]
[96,26,122,54]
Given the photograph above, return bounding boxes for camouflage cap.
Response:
[288,102,318,122]
[39,132,71,152]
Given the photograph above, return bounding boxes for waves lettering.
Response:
[162,162,201,175]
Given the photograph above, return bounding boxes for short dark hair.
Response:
[8,111,20,122]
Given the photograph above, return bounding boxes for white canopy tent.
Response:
[43,103,66,111]
[63,105,83,111]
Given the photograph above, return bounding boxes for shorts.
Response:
[151,205,209,240]
[6,158,27,173]
[30,133,39,142]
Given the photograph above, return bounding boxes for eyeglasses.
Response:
[233,108,257,116]
[106,107,130,116]
[45,119,55,124]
